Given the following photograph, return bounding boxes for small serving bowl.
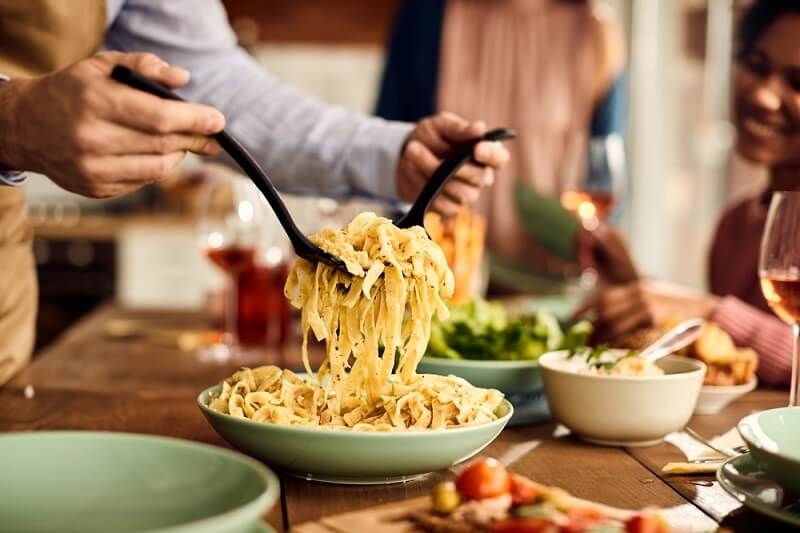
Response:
[737,407,800,495]
[539,351,706,447]
[0,431,279,533]
[198,383,513,485]
[694,377,758,415]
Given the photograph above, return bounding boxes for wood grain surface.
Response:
[0,304,791,532]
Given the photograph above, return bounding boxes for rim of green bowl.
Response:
[539,352,707,383]
[0,430,280,533]
[738,408,800,464]
[419,356,540,369]
[198,385,513,437]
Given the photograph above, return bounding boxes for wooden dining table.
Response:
[0,303,794,532]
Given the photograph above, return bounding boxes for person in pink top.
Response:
[581,0,800,386]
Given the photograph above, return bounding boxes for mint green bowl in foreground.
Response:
[0,431,279,533]
[198,384,513,484]
[417,357,542,396]
[738,407,800,495]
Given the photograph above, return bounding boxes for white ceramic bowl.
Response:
[539,351,706,446]
[694,378,757,415]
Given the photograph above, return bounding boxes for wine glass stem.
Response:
[791,323,800,407]
[225,274,238,346]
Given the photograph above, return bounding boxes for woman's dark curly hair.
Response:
[737,0,800,59]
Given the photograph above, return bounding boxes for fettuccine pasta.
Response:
[209,365,503,431]
[210,212,504,430]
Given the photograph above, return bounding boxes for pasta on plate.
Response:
[209,212,504,431]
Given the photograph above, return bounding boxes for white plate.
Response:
[694,377,757,415]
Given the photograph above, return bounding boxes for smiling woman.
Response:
[579,0,800,389]
[733,3,800,168]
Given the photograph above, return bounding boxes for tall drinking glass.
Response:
[196,172,263,362]
[759,190,800,406]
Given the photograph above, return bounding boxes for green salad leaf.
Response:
[426,299,592,362]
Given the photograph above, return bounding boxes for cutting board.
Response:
[292,494,638,532]
[292,497,429,532]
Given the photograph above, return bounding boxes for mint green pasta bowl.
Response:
[0,431,279,533]
[198,384,513,485]
[738,407,800,495]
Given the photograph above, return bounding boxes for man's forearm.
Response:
[0,77,26,171]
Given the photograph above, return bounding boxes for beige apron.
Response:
[0,0,105,384]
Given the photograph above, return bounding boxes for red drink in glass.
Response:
[237,261,291,347]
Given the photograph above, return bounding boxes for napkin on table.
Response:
[661,428,746,475]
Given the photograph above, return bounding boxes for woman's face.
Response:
[734,15,800,167]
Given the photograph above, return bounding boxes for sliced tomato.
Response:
[509,473,546,505]
[455,457,511,500]
[625,512,667,533]
[563,506,608,532]
[490,518,559,533]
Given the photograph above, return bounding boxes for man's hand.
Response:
[0,51,224,198]
[397,112,510,215]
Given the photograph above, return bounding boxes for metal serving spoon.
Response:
[112,66,513,269]
[638,317,706,363]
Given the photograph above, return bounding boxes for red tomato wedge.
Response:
[455,457,511,501]
[625,512,668,533]
[509,473,546,505]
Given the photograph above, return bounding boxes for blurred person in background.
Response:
[0,0,510,384]
[582,0,800,386]
[376,0,629,293]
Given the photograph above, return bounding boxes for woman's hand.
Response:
[575,280,719,341]
[577,223,639,285]
[396,112,510,216]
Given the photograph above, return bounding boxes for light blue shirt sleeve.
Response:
[104,0,413,200]
[0,74,27,186]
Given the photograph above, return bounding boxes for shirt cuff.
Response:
[0,74,26,186]
[344,118,413,201]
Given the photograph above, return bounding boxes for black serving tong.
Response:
[111,65,514,269]
[394,128,516,229]
[111,65,346,269]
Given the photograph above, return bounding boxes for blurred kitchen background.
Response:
[27,0,761,350]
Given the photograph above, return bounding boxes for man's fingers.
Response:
[84,152,187,184]
[432,111,487,142]
[108,87,225,135]
[473,141,510,169]
[452,162,494,187]
[405,140,442,178]
[413,118,451,155]
[441,179,480,206]
[431,194,462,218]
[85,122,219,156]
[98,51,190,89]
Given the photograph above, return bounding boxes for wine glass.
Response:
[560,136,625,289]
[197,171,263,362]
[759,190,800,406]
